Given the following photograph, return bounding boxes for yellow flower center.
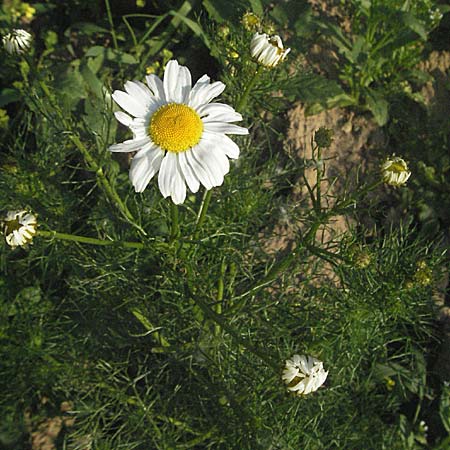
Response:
[149,103,203,153]
[4,218,25,235]
[389,162,407,173]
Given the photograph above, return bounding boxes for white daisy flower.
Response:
[250,32,290,68]
[381,156,411,187]
[2,29,32,55]
[2,210,37,248]
[282,354,328,396]
[109,60,249,204]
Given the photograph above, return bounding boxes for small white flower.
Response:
[381,156,411,187]
[2,29,32,55]
[282,354,328,396]
[250,32,290,68]
[110,60,248,204]
[2,210,37,248]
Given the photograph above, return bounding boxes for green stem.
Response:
[193,189,212,240]
[27,60,145,236]
[169,202,179,243]
[190,292,278,370]
[105,0,119,50]
[236,68,261,113]
[38,230,147,249]
[214,259,226,336]
[315,144,322,215]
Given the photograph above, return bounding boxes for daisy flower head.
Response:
[282,354,328,396]
[381,155,411,187]
[2,29,32,55]
[109,60,249,204]
[250,32,290,68]
[2,210,37,248]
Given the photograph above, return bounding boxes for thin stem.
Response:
[214,259,226,336]
[26,58,146,236]
[68,136,147,236]
[190,292,279,371]
[169,202,179,243]
[315,143,323,215]
[38,230,146,249]
[104,0,119,50]
[236,68,261,113]
[193,189,212,240]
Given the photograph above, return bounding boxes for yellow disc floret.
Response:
[149,103,203,153]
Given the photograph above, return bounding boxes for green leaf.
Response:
[439,384,450,433]
[399,11,427,40]
[202,0,247,23]
[168,10,211,50]
[0,88,21,107]
[70,22,110,35]
[366,90,389,125]
[248,0,263,16]
[85,46,137,64]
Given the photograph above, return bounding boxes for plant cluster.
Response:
[0,0,448,449]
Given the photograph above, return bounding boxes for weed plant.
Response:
[0,0,449,449]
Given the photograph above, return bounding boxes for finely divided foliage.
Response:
[0,1,448,449]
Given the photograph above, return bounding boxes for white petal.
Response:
[124,80,153,106]
[189,80,226,109]
[145,74,166,102]
[158,152,175,199]
[157,152,187,204]
[109,137,150,153]
[112,90,147,117]
[202,131,240,159]
[178,65,192,103]
[170,156,187,204]
[164,60,183,103]
[114,111,133,127]
[197,103,243,123]
[130,146,164,193]
[204,122,249,135]
[191,144,226,187]
[178,151,200,193]
[185,149,213,190]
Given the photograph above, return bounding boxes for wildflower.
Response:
[381,156,411,187]
[2,29,32,55]
[227,50,239,59]
[353,249,371,269]
[2,210,37,248]
[314,127,333,149]
[146,61,160,75]
[217,24,230,39]
[110,60,248,204]
[282,354,328,396]
[413,260,432,287]
[22,3,36,20]
[250,32,290,68]
[385,377,396,391]
[242,12,261,32]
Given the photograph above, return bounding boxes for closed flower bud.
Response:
[2,29,32,55]
[282,354,328,396]
[2,210,37,248]
[250,32,290,68]
[381,156,411,187]
[241,12,261,32]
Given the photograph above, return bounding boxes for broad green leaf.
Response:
[248,0,263,16]
[0,88,21,107]
[366,90,389,126]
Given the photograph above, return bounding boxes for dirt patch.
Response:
[419,50,450,132]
